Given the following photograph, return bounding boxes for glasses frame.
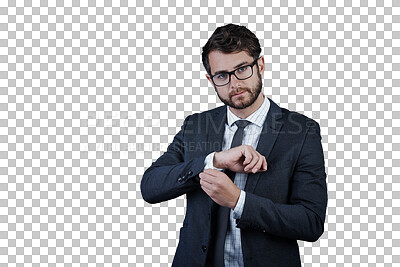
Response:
[210,58,260,87]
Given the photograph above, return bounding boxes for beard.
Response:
[215,71,263,110]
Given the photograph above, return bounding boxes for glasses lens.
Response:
[213,73,230,86]
[235,66,253,79]
[212,63,255,86]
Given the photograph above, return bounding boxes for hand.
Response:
[199,169,241,209]
[213,144,267,174]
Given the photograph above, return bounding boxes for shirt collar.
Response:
[227,94,270,128]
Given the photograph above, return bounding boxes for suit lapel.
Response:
[244,98,284,193]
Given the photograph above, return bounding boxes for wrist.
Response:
[230,188,241,209]
[213,151,224,169]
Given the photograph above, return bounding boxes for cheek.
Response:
[247,76,261,90]
[216,88,229,98]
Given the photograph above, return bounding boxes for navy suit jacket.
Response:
[141,98,328,267]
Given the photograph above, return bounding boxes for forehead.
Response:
[208,50,253,74]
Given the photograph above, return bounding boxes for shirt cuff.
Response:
[204,152,224,171]
[232,190,246,219]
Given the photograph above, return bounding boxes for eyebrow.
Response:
[213,61,252,75]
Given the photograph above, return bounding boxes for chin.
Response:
[231,99,253,110]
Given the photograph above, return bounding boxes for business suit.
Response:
[141,97,328,266]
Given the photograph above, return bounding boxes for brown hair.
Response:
[202,23,261,75]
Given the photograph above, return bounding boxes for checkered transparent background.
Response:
[1,0,399,266]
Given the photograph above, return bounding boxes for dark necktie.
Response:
[211,119,251,266]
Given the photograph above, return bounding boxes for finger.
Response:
[262,157,268,171]
[242,147,254,165]
[200,184,212,196]
[203,168,220,176]
[243,149,255,171]
[199,176,214,189]
[200,179,213,189]
[200,180,215,194]
[244,151,259,172]
[199,172,213,182]
[201,171,225,183]
[252,154,264,173]
[201,186,217,202]
[201,171,220,183]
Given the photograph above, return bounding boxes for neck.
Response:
[229,93,265,119]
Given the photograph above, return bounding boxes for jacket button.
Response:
[178,177,183,183]
[202,246,207,252]
[187,170,193,176]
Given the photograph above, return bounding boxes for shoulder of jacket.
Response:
[185,105,225,121]
[280,108,319,128]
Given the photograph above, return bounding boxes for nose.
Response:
[229,73,241,88]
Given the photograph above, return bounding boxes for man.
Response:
[141,24,327,267]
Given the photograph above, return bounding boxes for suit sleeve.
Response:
[236,120,328,242]
[140,115,206,204]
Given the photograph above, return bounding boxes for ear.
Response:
[257,56,265,77]
[205,74,214,86]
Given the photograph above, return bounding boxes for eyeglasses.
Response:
[210,58,259,87]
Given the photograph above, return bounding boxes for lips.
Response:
[232,91,246,97]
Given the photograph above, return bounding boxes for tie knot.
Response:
[234,120,251,129]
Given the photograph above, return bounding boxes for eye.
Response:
[215,73,228,80]
[237,66,249,73]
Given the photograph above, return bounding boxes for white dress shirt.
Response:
[204,95,270,266]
